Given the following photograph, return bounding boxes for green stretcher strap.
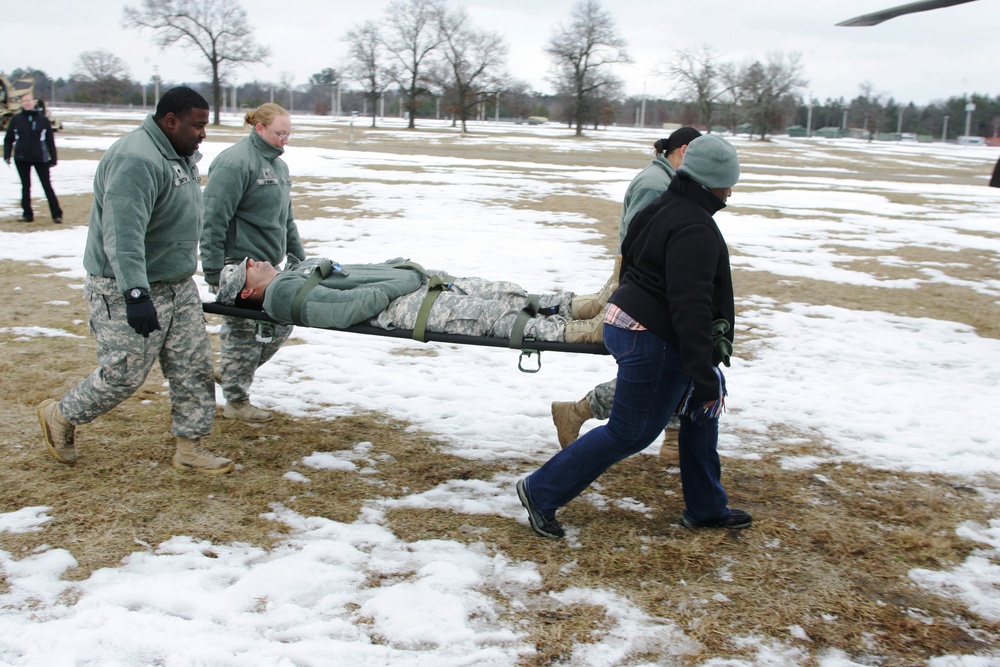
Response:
[509,294,541,350]
[411,276,452,342]
[290,259,334,326]
[393,261,457,343]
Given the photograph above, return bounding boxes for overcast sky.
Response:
[3,0,997,105]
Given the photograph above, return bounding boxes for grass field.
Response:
[1,111,999,666]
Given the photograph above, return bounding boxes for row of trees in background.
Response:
[4,0,999,140]
[12,54,999,142]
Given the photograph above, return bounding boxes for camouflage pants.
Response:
[375,277,575,341]
[588,378,681,429]
[59,275,216,440]
[218,316,292,403]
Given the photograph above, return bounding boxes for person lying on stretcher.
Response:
[215,257,606,343]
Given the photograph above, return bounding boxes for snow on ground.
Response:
[1,109,999,665]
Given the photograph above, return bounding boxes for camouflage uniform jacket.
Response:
[262,258,423,329]
[82,114,204,293]
[200,130,304,273]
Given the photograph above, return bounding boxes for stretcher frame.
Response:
[203,302,609,373]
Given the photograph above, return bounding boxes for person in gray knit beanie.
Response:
[677,134,740,189]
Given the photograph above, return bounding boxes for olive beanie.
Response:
[678,134,740,189]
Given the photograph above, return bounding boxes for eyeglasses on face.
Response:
[267,126,292,141]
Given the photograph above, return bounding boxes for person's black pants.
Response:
[15,160,62,221]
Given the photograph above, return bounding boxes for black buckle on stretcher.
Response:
[517,340,541,373]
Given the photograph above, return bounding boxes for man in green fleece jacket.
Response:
[37,87,234,476]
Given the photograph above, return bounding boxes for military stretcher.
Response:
[202,301,609,374]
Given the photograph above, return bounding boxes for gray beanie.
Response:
[678,134,740,188]
[216,260,248,306]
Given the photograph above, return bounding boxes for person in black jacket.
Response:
[516,134,750,538]
[3,94,62,223]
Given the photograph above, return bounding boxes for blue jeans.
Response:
[527,324,732,524]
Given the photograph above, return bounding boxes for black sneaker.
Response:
[516,478,564,538]
[53,217,62,224]
[680,508,752,529]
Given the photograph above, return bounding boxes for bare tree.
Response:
[430,7,508,133]
[71,50,133,104]
[122,0,270,125]
[307,68,339,116]
[852,80,887,141]
[717,61,745,134]
[660,46,726,129]
[545,0,631,136]
[735,52,807,140]
[381,0,445,129]
[343,21,396,127]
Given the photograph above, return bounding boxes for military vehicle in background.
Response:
[1,75,60,131]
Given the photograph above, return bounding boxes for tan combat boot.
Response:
[223,400,274,422]
[37,398,77,464]
[172,437,235,475]
[659,428,680,466]
[551,397,593,448]
[563,315,604,345]
[570,255,622,320]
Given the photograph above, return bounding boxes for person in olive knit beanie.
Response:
[518,133,750,539]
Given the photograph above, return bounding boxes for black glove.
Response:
[125,288,161,338]
[204,269,221,287]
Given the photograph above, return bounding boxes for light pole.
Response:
[806,95,813,137]
[639,81,647,129]
[942,115,949,141]
[964,102,975,140]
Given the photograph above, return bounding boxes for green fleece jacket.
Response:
[200,131,304,273]
[83,115,204,292]
[262,258,423,328]
[618,154,676,249]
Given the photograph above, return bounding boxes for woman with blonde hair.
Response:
[200,103,305,422]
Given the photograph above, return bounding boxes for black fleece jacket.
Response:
[3,109,57,165]
[609,172,735,402]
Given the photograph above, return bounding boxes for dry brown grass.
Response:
[2,121,998,665]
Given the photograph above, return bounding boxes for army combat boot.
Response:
[563,315,605,345]
[660,427,680,466]
[551,397,593,448]
[223,400,274,422]
[172,438,235,475]
[37,398,77,464]
[570,255,622,320]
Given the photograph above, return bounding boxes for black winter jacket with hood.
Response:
[3,109,57,165]
[609,172,735,403]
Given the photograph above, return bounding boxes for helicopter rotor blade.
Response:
[837,0,978,26]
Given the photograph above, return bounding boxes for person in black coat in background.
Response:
[3,94,62,223]
[990,156,1000,188]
